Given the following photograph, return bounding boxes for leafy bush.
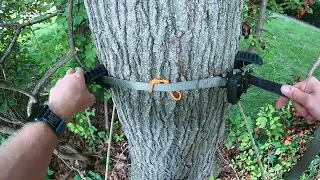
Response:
[225,103,318,179]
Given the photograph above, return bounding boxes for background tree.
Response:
[84,0,243,179]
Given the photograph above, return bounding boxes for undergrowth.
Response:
[225,102,319,180]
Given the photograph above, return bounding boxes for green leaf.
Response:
[67,123,75,132]
[47,169,54,176]
[77,126,85,132]
[98,131,106,138]
[74,175,82,180]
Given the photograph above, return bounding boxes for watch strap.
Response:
[35,105,66,138]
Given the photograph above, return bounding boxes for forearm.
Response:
[0,122,57,180]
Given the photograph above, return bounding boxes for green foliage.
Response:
[67,108,97,139]
[45,169,54,180]
[226,103,317,179]
[114,133,124,142]
[0,134,8,145]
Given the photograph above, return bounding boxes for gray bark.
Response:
[84,1,243,179]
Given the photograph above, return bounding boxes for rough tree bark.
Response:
[84,1,243,179]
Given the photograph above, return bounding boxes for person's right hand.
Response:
[48,68,95,122]
[275,76,320,124]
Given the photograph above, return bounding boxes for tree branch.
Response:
[27,0,79,116]
[67,0,85,68]
[309,56,320,76]
[238,102,267,180]
[0,112,24,125]
[0,27,22,64]
[0,80,37,103]
[0,10,63,64]
[27,50,76,116]
[0,10,63,29]
[20,10,63,28]
[248,0,268,53]
[105,104,116,180]
[0,126,17,135]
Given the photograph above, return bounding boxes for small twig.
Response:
[105,104,116,180]
[0,27,22,64]
[308,55,320,76]
[0,126,17,135]
[0,65,6,81]
[111,145,128,176]
[68,0,85,68]
[238,102,267,180]
[85,109,96,141]
[85,109,93,127]
[247,0,268,53]
[217,147,240,180]
[104,98,109,130]
[57,143,92,162]
[0,10,63,29]
[0,80,37,103]
[0,112,24,125]
[54,150,85,180]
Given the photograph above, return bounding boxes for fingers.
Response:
[84,93,96,107]
[280,85,312,108]
[73,67,85,84]
[293,76,319,93]
[275,96,289,109]
[66,69,76,75]
[293,102,309,117]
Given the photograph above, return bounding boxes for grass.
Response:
[236,17,320,117]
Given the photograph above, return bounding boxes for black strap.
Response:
[248,75,285,97]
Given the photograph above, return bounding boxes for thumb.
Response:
[281,85,311,107]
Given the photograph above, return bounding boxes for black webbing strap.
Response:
[248,75,285,97]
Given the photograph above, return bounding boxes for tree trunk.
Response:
[84,1,243,179]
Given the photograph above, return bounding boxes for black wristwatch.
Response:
[34,105,66,138]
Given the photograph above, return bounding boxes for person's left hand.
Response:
[48,68,95,122]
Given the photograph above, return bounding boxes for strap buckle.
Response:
[149,78,182,101]
[227,70,251,105]
[227,51,262,105]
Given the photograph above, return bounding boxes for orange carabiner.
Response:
[149,78,182,101]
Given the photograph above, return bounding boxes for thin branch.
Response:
[20,11,63,28]
[0,112,24,125]
[54,148,90,162]
[308,56,320,76]
[67,0,85,68]
[238,102,267,180]
[58,143,92,162]
[0,64,7,81]
[0,10,63,29]
[0,10,63,64]
[68,0,75,50]
[104,98,109,130]
[217,147,240,180]
[111,145,128,176]
[0,126,17,135]
[54,150,86,180]
[0,27,22,64]
[27,1,78,116]
[105,104,116,180]
[248,0,268,53]
[0,80,37,103]
[27,50,76,116]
